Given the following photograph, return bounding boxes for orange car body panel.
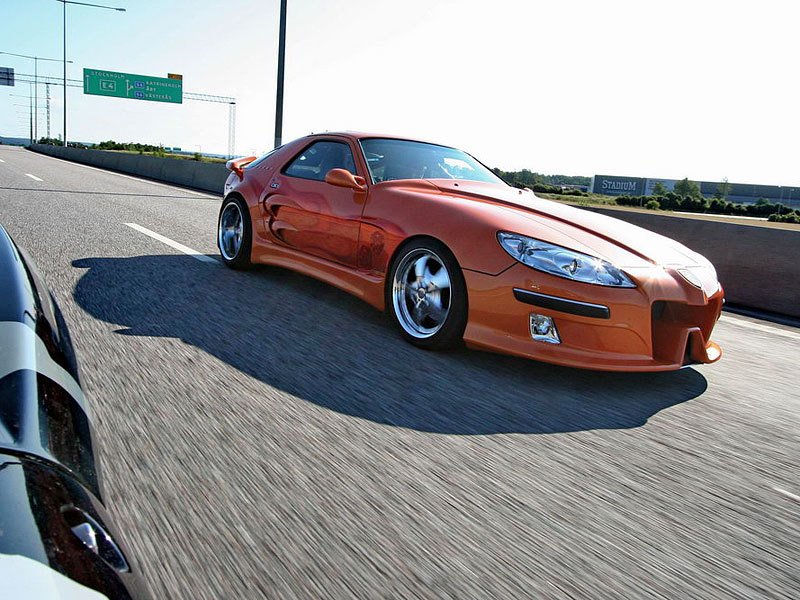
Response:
[225,132,724,371]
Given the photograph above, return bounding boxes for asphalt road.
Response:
[1,145,798,599]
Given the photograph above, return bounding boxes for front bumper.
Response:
[462,263,724,372]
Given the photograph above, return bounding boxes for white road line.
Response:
[27,149,221,199]
[774,487,800,503]
[0,158,5,162]
[719,315,800,341]
[25,173,43,181]
[124,223,219,265]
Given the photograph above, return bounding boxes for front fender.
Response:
[359,181,518,275]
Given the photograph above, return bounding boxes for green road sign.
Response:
[83,68,182,104]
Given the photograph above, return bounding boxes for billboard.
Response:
[591,175,646,196]
[644,178,676,196]
[593,173,800,207]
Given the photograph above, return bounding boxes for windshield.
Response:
[360,138,506,185]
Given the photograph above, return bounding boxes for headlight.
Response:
[497,231,636,288]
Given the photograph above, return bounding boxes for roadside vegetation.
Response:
[496,170,799,224]
[492,168,590,196]
[613,193,800,223]
[36,137,226,163]
[610,177,800,223]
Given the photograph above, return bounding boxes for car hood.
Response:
[430,180,710,269]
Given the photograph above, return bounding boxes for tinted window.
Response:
[284,141,356,181]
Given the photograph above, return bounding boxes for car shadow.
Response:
[71,255,708,435]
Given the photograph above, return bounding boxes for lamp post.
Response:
[56,0,126,147]
[274,0,287,148]
[0,52,69,141]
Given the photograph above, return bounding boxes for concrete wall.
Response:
[26,145,800,318]
[30,144,229,194]
[587,207,800,318]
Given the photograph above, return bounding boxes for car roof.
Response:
[306,131,455,149]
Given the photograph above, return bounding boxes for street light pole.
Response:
[29,84,34,144]
[46,83,51,138]
[63,0,66,145]
[56,0,126,147]
[34,57,38,140]
[274,0,287,149]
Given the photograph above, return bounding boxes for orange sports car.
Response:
[217,132,723,371]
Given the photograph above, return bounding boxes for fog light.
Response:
[529,313,560,344]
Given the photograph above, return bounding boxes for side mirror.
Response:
[325,168,367,191]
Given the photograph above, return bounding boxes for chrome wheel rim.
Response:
[218,202,244,260]
[392,248,452,338]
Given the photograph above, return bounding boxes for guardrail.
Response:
[30,144,228,194]
[587,207,800,319]
[28,144,800,319]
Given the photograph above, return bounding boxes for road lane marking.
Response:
[124,223,219,265]
[0,158,5,162]
[29,149,220,199]
[719,315,800,341]
[24,173,43,181]
[774,487,800,503]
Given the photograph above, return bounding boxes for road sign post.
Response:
[83,68,183,103]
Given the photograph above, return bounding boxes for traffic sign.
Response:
[0,67,14,87]
[83,68,182,104]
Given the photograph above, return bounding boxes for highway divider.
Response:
[29,143,228,194]
[586,207,800,319]
[28,144,800,318]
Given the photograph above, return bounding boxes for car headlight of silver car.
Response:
[497,232,636,288]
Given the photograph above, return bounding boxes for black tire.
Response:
[386,238,467,350]
[217,195,252,269]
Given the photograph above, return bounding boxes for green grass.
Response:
[107,149,227,164]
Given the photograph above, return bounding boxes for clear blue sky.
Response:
[1,0,798,185]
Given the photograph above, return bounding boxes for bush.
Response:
[559,188,588,197]
[768,213,800,223]
[708,199,726,214]
[531,183,562,194]
[615,195,644,207]
[678,196,708,212]
[745,201,786,217]
[645,199,660,210]
[658,193,681,210]
[95,139,165,153]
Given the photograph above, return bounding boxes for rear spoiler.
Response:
[225,156,258,180]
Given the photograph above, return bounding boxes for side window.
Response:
[283,141,356,181]
[244,146,281,170]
